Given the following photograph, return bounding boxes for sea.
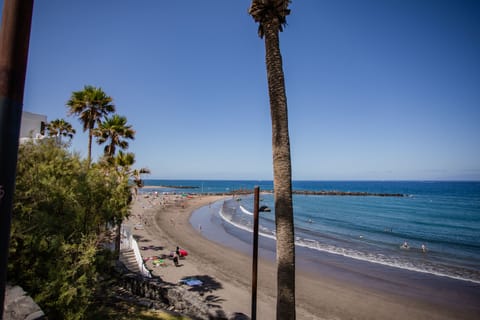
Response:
[142,180,480,284]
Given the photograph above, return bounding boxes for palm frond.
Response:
[249,0,291,38]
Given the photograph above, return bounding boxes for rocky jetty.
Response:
[291,190,405,197]
[205,189,405,197]
[158,185,199,189]
[147,186,405,197]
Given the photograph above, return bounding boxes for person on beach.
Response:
[176,246,180,256]
[421,244,427,253]
[173,251,179,267]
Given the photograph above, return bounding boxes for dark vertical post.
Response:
[0,0,35,316]
[251,186,260,320]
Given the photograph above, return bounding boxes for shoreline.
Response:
[126,194,480,320]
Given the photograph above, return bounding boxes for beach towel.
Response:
[152,259,167,267]
[143,256,159,262]
[180,278,203,286]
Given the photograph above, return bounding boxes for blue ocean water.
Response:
[143,180,480,283]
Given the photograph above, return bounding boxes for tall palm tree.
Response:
[45,118,76,141]
[249,1,296,319]
[95,114,135,158]
[66,85,115,166]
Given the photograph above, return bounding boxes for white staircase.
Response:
[119,249,141,274]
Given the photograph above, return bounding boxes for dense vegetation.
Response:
[8,86,148,319]
[10,139,130,318]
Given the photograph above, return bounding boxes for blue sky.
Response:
[4,0,480,180]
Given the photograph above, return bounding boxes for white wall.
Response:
[19,111,47,139]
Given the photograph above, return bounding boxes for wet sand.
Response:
[125,194,480,320]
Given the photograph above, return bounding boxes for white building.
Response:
[19,111,47,143]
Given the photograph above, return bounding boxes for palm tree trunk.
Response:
[264,19,296,320]
[109,142,115,157]
[87,127,93,166]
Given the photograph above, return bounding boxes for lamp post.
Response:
[251,186,260,319]
[0,0,34,316]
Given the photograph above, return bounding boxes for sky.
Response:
[2,0,480,180]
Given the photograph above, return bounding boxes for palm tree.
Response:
[66,85,115,166]
[249,1,296,319]
[45,118,76,141]
[95,150,135,258]
[105,151,149,195]
[102,150,149,257]
[131,167,151,196]
[94,114,135,158]
[113,150,136,172]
